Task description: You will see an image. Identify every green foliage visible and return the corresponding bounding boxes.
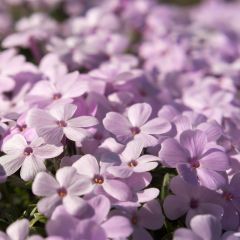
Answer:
[0,174,45,234]
[150,166,183,239]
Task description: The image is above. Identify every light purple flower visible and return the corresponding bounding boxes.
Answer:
[84,195,133,239]
[73,154,133,201]
[0,134,63,180]
[2,13,58,48]
[108,140,159,178]
[140,38,187,74]
[173,111,223,142]
[32,166,92,216]
[103,103,171,147]
[222,231,240,240]
[1,0,240,237]
[0,219,29,240]
[89,61,141,94]
[0,49,37,93]
[26,72,87,107]
[159,129,229,189]
[46,197,132,240]
[116,199,164,240]
[46,206,107,240]
[219,173,240,231]
[163,176,223,225]
[26,103,98,144]
[123,171,160,204]
[173,214,222,240]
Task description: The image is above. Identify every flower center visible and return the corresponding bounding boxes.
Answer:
[93,175,104,184]
[82,92,88,99]
[139,89,147,97]
[130,127,141,136]
[223,192,234,201]
[17,124,27,132]
[190,199,199,209]
[131,215,138,225]
[189,158,200,169]
[57,187,67,198]
[24,147,33,156]
[57,120,67,128]
[128,160,138,168]
[94,132,103,141]
[52,93,62,100]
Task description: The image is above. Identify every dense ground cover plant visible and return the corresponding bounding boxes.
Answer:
[0,0,240,239]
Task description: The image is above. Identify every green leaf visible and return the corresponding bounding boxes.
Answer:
[160,173,174,201]
[30,213,47,228]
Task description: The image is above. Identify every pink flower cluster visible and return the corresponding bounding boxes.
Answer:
[0,0,240,239]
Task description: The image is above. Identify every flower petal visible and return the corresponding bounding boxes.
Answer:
[128,103,152,127]
[139,199,164,230]
[20,155,46,181]
[141,117,171,135]
[200,150,229,171]
[7,219,29,240]
[88,195,111,224]
[103,112,132,143]
[126,172,152,191]
[132,227,153,240]
[190,215,222,240]
[198,203,224,221]
[173,229,202,240]
[134,161,158,172]
[197,168,226,190]
[32,172,59,196]
[55,166,77,188]
[0,155,24,176]
[102,216,132,238]
[56,72,86,99]
[33,144,63,159]
[177,163,199,185]
[67,116,98,128]
[135,133,159,147]
[49,103,77,121]
[26,109,56,128]
[121,140,144,161]
[107,165,132,178]
[73,154,99,178]
[67,176,92,196]
[159,138,187,167]
[136,188,159,203]
[169,175,195,197]
[64,126,89,142]
[63,196,89,217]
[197,121,222,142]
[72,220,107,240]
[174,115,192,134]
[103,179,132,201]
[137,154,160,163]
[37,194,61,217]
[222,204,239,231]
[163,195,189,220]
[37,127,64,144]
[46,207,77,237]
[2,134,27,155]
[158,105,180,120]
[180,130,207,158]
